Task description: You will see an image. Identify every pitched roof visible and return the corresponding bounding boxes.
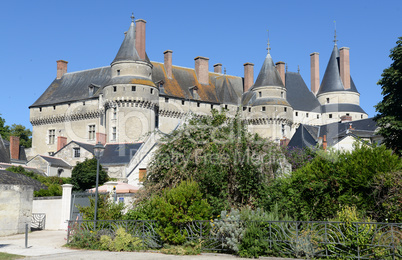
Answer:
[251,53,285,89]
[285,72,321,112]
[100,143,143,165]
[0,135,10,163]
[321,103,366,114]
[317,45,359,95]
[0,169,48,191]
[111,21,141,64]
[32,155,71,168]
[287,124,318,148]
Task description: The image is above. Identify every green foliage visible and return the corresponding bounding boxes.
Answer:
[0,114,32,148]
[126,180,212,245]
[99,227,143,251]
[0,114,10,141]
[211,209,244,253]
[78,194,125,220]
[160,240,203,255]
[6,165,69,197]
[263,144,402,221]
[144,109,284,214]
[71,158,108,191]
[238,221,270,258]
[375,36,402,155]
[67,228,98,249]
[283,146,317,171]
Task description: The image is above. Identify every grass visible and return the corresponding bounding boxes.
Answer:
[0,252,25,259]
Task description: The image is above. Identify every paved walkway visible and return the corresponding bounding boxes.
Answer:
[0,230,296,259]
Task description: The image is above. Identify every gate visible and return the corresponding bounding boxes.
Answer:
[70,192,107,220]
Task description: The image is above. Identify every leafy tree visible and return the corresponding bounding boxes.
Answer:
[9,124,32,148]
[71,158,108,191]
[375,37,402,155]
[0,114,10,140]
[78,194,125,220]
[142,109,284,214]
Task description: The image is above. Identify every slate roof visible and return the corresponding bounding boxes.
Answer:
[100,143,143,165]
[32,155,72,168]
[286,72,321,112]
[317,45,359,95]
[0,135,10,163]
[0,169,48,191]
[250,53,285,90]
[288,118,379,149]
[112,21,141,64]
[321,103,366,114]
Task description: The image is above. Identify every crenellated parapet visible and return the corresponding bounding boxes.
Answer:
[30,109,102,126]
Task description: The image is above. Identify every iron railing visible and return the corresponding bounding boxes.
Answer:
[31,213,46,230]
[67,219,402,259]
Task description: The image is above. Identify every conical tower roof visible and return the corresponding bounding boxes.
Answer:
[112,20,141,64]
[317,45,359,95]
[251,53,285,89]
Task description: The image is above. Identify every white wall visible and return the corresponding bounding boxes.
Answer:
[32,197,62,230]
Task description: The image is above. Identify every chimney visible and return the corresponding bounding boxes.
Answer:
[164,50,173,79]
[339,47,351,90]
[57,136,67,151]
[96,133,107,146]
[340,115,352,123]
[243,62,254,92]
[323,135,327,150]
[10,136,20,160]
[194,56,209,85]
[275,61,285,86]
[213,63,222,74]
[310,52,319,95]
[56,60,68,79]
[135,19,147,60]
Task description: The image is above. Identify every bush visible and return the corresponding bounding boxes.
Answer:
[211,209,244,254]
[126,180,212,245]
[99,227,143,251]
[71,158,108,191]
[77,194,125,220]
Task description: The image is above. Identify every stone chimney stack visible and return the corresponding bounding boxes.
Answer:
[340,115,352,123]
[56,60,68,79]
[275,61,285,86]
[243,62,254,92]
[57,136,67,151]
[310,52,319,95]
[194,56,209,85]
[339,47,351,90]
[164,50,173,79]
[213,63,222,74]
[10,136,20,160]
[323,135,327,150]
[135,19,147,60]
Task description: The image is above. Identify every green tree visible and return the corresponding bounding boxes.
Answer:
[10,124,32,148]
[375,37,402,155]
[0,114,10,140]
[143,109,284,214]
[71,158,108,191]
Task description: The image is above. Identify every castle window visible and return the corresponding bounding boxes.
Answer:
[248,107,251,112]
[329,114,333,119]
[132,86,136,91]
[317,115,319,119]
[346,113,350,116]
[181,100,185,105]
[259,91,262,97]
[281,92,284,98]
[197,102,200,107]
[139,168,146,183]
[361,114,363,119]
[225,105,228,109]
[113,86,117,92]
[88,125,95,140]
[48,129,55,145]
[211,104,214,109]
[306,113,309,118]
[39,107,42,112]
[53,106,56,110]
[284,107,287,112]
[73,147,80,158]
[113,107,117,119]
[295,112,298,116]
[57,169,64,177]
[165,97,169,103]
[83,101,85,106]
[117,70,120,76]
[282,124,285,136]
[150,89,154,94]
[326,98,330,104]
[262,106,266,112]
[112,127,117,141]
[243,107,246,111]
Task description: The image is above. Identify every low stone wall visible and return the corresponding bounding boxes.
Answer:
[0,185,33,236]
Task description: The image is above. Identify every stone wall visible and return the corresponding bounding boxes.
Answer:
[0,185,33,236]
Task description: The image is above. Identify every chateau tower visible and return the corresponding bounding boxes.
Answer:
[103,14,158,143]
[242,40,293,141]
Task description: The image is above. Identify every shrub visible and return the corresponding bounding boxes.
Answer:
[100,227,143,251]
[211,209,244,254]
[78,194,125,220]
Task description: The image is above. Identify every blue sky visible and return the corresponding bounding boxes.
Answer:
[1,0,401,129]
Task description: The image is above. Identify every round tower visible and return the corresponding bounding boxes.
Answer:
[103,15,158,143]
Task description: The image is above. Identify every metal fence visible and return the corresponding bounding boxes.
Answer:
[67,219,402,259]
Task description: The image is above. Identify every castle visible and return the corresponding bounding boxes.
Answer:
[28,16,368,179]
